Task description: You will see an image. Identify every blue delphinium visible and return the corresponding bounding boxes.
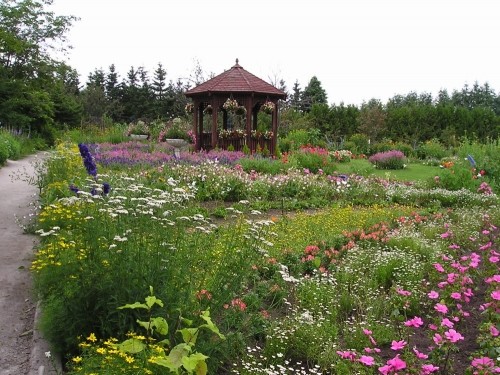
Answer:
[78,143,97,177]
[103,182,111,195]
[69,184,79,194]
[73,144,111,197]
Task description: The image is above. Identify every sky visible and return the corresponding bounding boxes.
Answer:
[50,0,500,106]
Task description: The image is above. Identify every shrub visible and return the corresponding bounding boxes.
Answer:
[417,138,449,159]
[368,150,406,170]
[372,140,415,159]
[237,157,285,175]
[288,146,332,173]
[347,133,371,155]
[0,139,9,165]
[0,131,21,159]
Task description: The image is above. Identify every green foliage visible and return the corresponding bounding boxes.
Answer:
[0,138,9,165]
[0,130,21,159]
[237,157,285,175]
[279,129,319,152]
[417,138,449,159]
[346,133,370,155]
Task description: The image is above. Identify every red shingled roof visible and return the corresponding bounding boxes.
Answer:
[185,60,286,99]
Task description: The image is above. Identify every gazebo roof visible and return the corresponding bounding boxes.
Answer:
[185,59,286,99]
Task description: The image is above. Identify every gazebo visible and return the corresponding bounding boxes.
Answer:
[184,59,286,154]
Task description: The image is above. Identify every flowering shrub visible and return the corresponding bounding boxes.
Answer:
[158,118,195,143]
[125,121,150,136]
[261,101,275,114]
[330,149,352,163]
[369,150,406,170]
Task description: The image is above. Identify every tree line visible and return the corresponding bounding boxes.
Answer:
[1,0,499,146]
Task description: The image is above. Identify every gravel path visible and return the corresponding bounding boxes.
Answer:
[0,154,55,375]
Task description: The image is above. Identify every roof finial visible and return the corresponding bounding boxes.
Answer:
[236,58,239,65]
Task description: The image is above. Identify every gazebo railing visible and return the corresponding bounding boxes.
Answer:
[198,133,274,155]
[248,138,274,155]
[217,137,245,152]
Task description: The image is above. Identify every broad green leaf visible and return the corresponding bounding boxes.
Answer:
[168,343,191,368]
[145,295,163,308]
[150,356,178,373]
[117,338,146,354]
[313,257,321,268]
[182,352,209,372]
[137,319,150,331]
[195,360,208,375]
[181,317,193,326]
[150,317,168,335]
[199,310,225,339]
[158,338,170,346]
[118,302,148,310]
[179,328,198,345]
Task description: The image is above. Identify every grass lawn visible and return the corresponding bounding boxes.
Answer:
[334,159,441,182]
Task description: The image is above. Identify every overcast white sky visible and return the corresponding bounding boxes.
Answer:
[50,0,499,106]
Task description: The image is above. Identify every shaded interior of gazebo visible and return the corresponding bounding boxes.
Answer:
[184,59,286,154]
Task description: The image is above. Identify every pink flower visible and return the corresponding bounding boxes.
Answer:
[471,356,495,369]
[441,318,454,328]
[437,281,448,289]
[391,340,407,351]
[404,316,424,328]
[449,243,460,249]
[379,364,391,375]
[450,292,462,300]
[396,288,411,296]
[490,325,499,337]
[490,256,499,263]
[434,303,448,314]
[337,350,356,360]
[421,364,440,374]
[230,298,247,311]
[428,291,439,299]
[433,333,443,346]
[433,263,445,272]
[479,241,492,250]
[491,290,500,300]
[444,329,464,343]
[387,355,406,370]
[440,231,451,238]
[359,355,375,366]
[413,347,428,359]
[485,275,500,283]
[363,328,373,335]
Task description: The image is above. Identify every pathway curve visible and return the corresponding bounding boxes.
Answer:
[0,153,52,375]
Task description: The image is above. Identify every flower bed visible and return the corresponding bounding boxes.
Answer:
[32,142,499,374]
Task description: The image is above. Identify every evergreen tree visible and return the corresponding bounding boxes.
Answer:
[301,76,327,111]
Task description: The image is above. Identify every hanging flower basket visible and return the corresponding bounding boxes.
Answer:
[235,106,247,116]
[203,105,213,115]
[185,103,194,114]
[223,98,239,112]
[261,101,275,114]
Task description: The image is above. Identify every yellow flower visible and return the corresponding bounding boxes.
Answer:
[125,355,134,364]
[72,356,82,363]
[96,347,106,355]
[87,333,97,342]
